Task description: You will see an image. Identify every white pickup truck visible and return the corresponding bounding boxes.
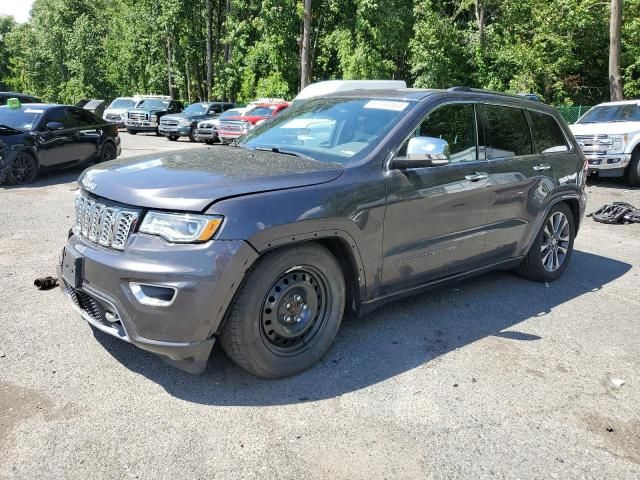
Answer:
[569,100,640,186]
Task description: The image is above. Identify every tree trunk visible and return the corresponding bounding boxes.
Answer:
[166,36,174,99]
[609,0,623,101]
[300,0,312,91]
[185,59,192,103]
[206,0,213,101]
[475,0,485,49]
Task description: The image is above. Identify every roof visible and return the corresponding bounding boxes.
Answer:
[592,100,640,107]
[0,103,60,110]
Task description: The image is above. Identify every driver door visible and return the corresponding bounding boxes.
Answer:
[381,103,493,293]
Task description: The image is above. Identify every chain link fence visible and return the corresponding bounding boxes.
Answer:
[556,106,592,124]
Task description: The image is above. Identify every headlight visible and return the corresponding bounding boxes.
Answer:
[608,134,627,153]
[139,212,223,243]
[179,118,191,126]
[150,114,158,122]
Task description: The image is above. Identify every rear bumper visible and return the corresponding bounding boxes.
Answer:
[58,233,258,372]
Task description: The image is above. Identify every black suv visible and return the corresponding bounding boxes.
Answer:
[59,88,587,377]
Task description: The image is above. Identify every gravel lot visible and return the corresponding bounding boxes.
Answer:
[1,133,639,479]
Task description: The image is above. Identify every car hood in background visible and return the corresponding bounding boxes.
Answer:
[569,121,640,136]
[79,147,344,211]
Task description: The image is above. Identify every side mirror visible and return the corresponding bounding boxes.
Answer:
[391,136,450,169]
[46,121,64,131]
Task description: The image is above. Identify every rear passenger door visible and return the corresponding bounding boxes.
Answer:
[67,107,101,162]
[481,104,556,261]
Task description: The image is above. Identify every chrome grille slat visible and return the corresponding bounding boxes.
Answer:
[74,194,139,250]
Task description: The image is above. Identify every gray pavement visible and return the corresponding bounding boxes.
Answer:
[1,136,639,479]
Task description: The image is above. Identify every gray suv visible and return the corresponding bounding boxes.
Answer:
[59,88,587,378]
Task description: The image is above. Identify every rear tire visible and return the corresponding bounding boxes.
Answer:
[626,150,640,187]
[99,141,117,162]
[220,244,345,378]
[515,202,575,282]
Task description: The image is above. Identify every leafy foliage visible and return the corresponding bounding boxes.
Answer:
[0,0,638,105]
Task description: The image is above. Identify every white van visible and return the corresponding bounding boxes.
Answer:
[293,80,407,103]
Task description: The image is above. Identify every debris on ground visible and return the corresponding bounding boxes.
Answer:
[611,378,626,387]
[589,202,640,224]
[34,276,58,290]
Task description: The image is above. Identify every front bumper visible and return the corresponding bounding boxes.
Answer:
[586,153,631,177]
[195,128,218,141]
[125,120,158,131]
[58,233,258,373]
[158,125,191,137]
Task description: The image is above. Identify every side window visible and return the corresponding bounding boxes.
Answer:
[529,111,570,154]
[67,108,96,128]
[485,105,532,158]
[41,108,71,129]
[400,103,478,163]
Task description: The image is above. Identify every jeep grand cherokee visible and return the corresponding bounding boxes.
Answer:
[59,87,587,378]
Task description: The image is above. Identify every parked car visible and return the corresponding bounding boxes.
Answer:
[217,101,289,143]
[569,100,640,185]
[158,101,236,142]
[195,107,247,144]
[103,97,137,127]
[0,92,41,105]
[0,101,120,185]
[59,87,586,378]
[124,96,182,135]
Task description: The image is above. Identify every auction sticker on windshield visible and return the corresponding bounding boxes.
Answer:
[363,100,409,111]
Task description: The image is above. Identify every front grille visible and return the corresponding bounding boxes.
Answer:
[219,120,246,133]
[161,119,179,126]
[75,194,139,250]
[128,112,148,121]
[106,114,122,121]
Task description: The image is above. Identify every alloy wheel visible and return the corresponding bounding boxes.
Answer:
[541,211,571,272]
[9,153,37,185]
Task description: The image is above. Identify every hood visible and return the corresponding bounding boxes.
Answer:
[104,107,129,115]
[162,112,208,121]
[224,115,268,124]
[128,107,166,115]
[569,121,640,136]
[79,147,344,211]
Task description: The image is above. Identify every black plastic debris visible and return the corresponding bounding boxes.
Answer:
[34,276,58,290]
[590,202,640,224]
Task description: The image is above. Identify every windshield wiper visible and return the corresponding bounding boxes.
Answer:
[253,146,310,159]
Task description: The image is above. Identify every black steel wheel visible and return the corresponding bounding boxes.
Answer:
[220,244,345,378]
[7,152,38,185]
[515,202,575,282]
[99,141,117,163]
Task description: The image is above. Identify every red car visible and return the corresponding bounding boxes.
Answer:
[218,102,289,143]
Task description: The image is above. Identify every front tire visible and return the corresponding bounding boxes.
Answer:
[515,202,575,282]
[7,152,38,185]
[626,150,640,187]
[127,129,137,135]
[188,127,197,142]
[220,244,345,378]
[168,135,179,141]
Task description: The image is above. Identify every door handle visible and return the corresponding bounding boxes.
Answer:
[465,172,489,181]
[533,164,551,171]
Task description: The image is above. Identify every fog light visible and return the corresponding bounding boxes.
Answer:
[105,311,120,323]
[129,282,177,307]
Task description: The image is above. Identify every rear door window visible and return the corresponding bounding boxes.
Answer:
[528,111,570,154]
[67,107,97,128]
[485,105,533,158]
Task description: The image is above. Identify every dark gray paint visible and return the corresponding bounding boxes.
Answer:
[64,89,587,371]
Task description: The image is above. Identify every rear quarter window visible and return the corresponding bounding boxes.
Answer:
[529,111,570,154]
[485,105,533,158]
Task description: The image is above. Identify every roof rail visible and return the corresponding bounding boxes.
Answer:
[447,86,542,102]
[447,86,472,92]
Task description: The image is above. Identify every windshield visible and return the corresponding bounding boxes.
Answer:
[577,104,640,123]
[0,106,44,130]
[109,98,135,109]
[220,109,243,119]
[239,97,414,164]
[248,106,278,117]
[184,103,209,115]
[135,99,169,110]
